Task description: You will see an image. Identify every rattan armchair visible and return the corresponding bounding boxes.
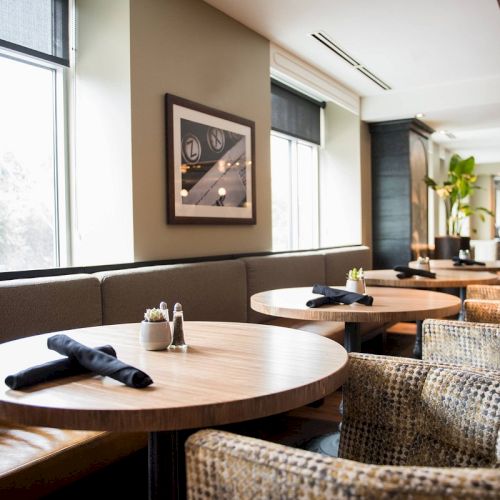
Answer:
[464,298,500,323]
[466,284,500,300]
[186,353,500,499]
[422,318,500,369]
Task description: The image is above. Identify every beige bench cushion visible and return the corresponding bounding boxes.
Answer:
[243,252,326,324]
[0,419,146,499]
[98,260,247,324]
[0,275,102,343]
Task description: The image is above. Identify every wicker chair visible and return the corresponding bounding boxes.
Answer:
[464,299,500,323]
[466,284,500,300]
[422,318,500,369]
[186,353,500,499]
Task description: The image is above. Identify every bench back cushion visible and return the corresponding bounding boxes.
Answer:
[323,246,372,285]
[243,253,326,323]
[0,274,102,343]
[98,260,247,325]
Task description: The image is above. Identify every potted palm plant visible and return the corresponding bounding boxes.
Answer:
[424,154,493,258]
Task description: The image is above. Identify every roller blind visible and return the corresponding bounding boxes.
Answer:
[0,0,69,66]
[271,80,324,145]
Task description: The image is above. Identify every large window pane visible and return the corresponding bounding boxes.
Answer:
[296,142,318,249]
[271,132,319,251]
[271,134,292,251]
[0,55,57,271]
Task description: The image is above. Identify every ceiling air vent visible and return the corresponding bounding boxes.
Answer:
[311,31,391,91]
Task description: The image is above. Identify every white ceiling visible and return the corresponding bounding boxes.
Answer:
[203,0,500,164]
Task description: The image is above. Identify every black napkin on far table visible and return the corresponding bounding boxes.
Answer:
[393,265,436,279]
[47,334,153,389]
[4,345,116,390]
[310,284,373,307]
[452,256,486,266]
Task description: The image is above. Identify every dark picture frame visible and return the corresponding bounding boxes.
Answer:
[165,94,256,224]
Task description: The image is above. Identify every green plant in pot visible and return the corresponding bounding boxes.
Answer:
[424,153,493,258]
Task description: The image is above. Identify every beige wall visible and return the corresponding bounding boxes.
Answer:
[129,0,271,261]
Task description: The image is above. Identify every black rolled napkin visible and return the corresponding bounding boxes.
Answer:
[47,334,153,389]
[5,345,116,390]
[311,284,373,306]
[306,296,340,308]
[393,265,436,279]
[452,256,485,266]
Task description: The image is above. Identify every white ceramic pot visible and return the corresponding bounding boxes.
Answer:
[346,279,366,294]
[140,320,172,350]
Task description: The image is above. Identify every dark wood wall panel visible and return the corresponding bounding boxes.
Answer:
[370,119,433,269]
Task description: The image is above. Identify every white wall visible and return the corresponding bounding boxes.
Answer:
[72,0,134,265]
[470,162,500,239]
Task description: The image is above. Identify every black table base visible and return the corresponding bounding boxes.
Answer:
[344,322,361,352]
[148,430,191,500]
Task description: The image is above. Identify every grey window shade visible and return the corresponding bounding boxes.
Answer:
[271,80,324,145]
[0,0,69,66]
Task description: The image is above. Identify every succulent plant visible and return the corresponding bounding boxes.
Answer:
[144,306,168,322]
[347,267,364,281]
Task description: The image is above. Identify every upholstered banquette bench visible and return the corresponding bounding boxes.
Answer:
[0,246,377,497]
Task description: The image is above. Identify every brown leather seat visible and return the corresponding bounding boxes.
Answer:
[0,419,146,499]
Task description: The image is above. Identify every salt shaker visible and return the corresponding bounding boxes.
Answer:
[168,303,188,352]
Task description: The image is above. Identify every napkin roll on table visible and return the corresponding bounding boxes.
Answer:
[393,265,436,279]
[5,345,116,389]
[452,256,485,266]
[308,284,374,307]
[47,334,153,388]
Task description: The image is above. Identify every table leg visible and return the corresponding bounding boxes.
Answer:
[413,320,423,359]
[149,430,188,500]
[344,322,361,352]
[459,287,466,320]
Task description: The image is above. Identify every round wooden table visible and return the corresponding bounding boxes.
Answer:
[0,322,347,499]
[410,259,500,272]
[365,268,498,325]
[251,286,461,356]
[364,269,498,289]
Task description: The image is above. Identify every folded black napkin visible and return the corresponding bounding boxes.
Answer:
[452,256,485,266]
[306,296,337,308]
[5,345,116,390]
[309,284,373,306]
[47,335,153,389]
[393,265,436,279]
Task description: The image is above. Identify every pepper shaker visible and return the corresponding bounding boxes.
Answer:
[168,303,188,352]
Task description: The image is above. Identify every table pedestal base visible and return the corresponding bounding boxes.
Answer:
[413,320,423,359]
[149,430,189,500]
[344,322,361,352]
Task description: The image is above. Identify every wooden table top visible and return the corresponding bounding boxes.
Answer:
[409,259,500,272]
[364,269,498,288]
[251,286,461,323]
[0,322,347,432]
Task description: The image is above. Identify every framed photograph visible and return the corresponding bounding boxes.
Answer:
[165,94,256,224]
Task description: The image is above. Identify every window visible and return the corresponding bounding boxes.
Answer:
[271,132,319,251]
[270,80,323,251]
[0,0,69,272]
